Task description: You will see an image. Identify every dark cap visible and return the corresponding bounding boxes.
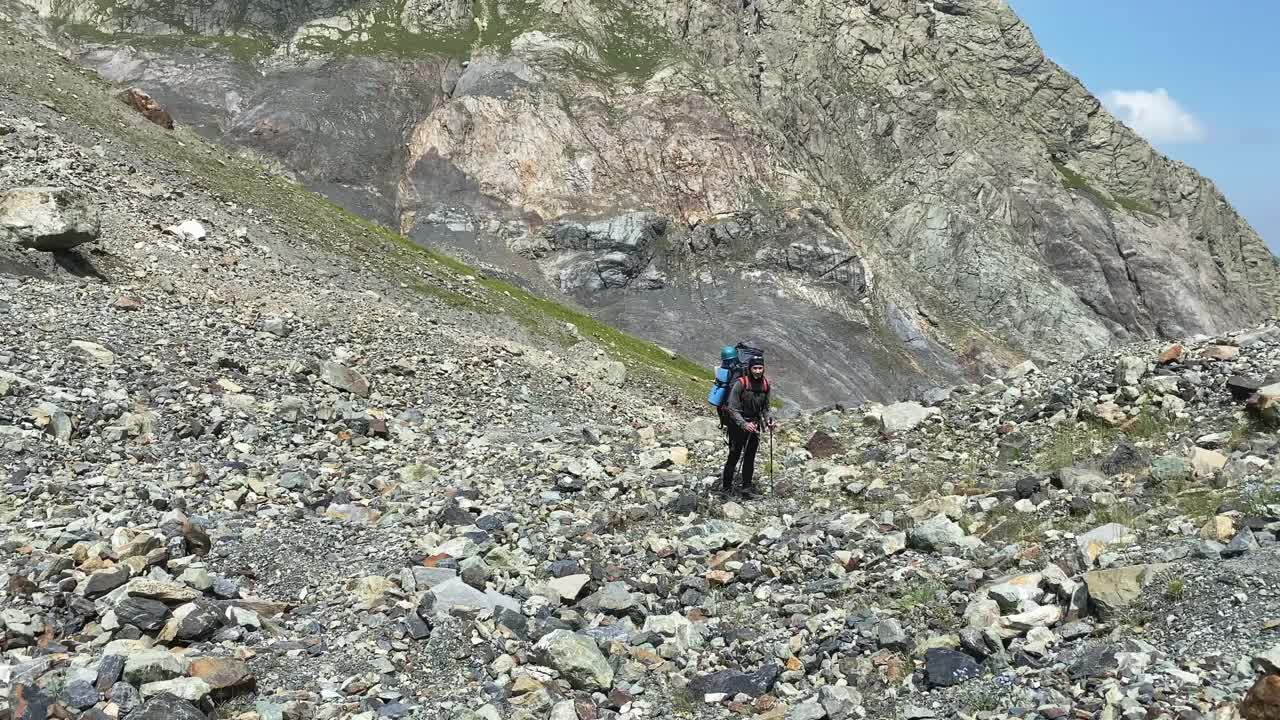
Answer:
[748,354,765,367]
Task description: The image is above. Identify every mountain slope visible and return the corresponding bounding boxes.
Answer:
[10,0,1278,409]
[7,11,1280,720]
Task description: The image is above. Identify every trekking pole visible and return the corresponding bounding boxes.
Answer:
[769,427,774,493]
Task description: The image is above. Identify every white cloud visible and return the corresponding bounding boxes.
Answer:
[1100,88,1206,144]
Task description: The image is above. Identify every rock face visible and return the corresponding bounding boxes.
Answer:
[20,0,1278,408]
[0,187,100,250]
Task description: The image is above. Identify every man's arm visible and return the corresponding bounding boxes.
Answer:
[726,380,748,430]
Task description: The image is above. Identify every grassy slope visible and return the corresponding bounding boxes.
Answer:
[0,24,713,404]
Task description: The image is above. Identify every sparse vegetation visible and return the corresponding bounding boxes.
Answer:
[894,578,945,611]
[1053,161,1117,210]
[1038,410,1180,471]
[1092,501,1142,528]
[1237,483,1280,517]
[1115,194,1157,215]
[1165,577,1185,600]
[1157,474,1222,522]
[980,507,1042,544]
[1038,419,1113,471]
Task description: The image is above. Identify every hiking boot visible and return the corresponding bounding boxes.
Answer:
[737,482,761,500]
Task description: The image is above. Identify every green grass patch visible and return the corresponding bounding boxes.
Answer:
[1053,161,1118,211]
[1091,501,1142,528]
[979,506,1042,544]
[1038,420,1113,472]
[61,24,276,63]
[893,578,945,611]
[1115,195,1157,215]
[1122,409,1181,440]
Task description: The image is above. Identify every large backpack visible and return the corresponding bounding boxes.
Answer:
[708,343,765,423]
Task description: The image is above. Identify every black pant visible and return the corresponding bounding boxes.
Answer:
[722,423,760,488]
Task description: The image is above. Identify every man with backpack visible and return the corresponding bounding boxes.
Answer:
[719,352,777,498]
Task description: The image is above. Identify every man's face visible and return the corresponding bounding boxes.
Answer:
[750,364,764,379]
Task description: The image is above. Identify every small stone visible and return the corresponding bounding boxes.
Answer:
[1191,447,1228,478]
[113,295,144,311]
[82,565,130,597]
[1083,564,1173,619]
[69,340,115,366]
[167,219,207,241]
[1224,528,1261,558]
[1156,344,1183,364]
[124,649,186,685]
[188,658,255,698]
[1200,515,1235,543]
[115,597,170,631]
[128,692,207,720]
[687,665,781,699]
[319,360,370,397]
[805,430,844,459]
[875,618,911,652]
[909,514,967,551]
[547,574,592,602]
[1115,356,1146,385]
[791,700,827,720]
[818,685,861,720]
[110,681,141,714]
[139,677,211,704]
[924,648,981,688]
[61,679,99,710]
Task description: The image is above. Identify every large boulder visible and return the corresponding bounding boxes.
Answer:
[908,514,969,552]
[533,630,614,691]
[118,88,175,129]
[879,402,939,434]
[0,187,100,250]
[1083,563,1173,618]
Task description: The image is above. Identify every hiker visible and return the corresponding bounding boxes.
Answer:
[720,353,777,498]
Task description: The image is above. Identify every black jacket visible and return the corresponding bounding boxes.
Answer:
[725,375,772,431]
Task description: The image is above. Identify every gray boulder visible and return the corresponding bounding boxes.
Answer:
[0,187,100,250]
[533,629,614,691]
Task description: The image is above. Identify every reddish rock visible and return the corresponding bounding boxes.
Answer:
[805,430,843,459]
[1157,343,1183,364]
[1243,674,1280,720]
[117,88,174,130]
[113,295,144,311]
[188,658,255,699]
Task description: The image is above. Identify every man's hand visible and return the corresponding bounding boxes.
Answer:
[768,419,779,430]
[745,421,758,433]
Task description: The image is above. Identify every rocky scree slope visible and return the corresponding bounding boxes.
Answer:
[7,26,1280,720]
[10,0,1279,409]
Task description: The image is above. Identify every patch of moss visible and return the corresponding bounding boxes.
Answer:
[1053,161,1118,211]
[61,23,274,63]
[1114,194,1157,215]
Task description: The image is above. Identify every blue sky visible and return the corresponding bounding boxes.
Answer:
[1008,0,1279,253]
